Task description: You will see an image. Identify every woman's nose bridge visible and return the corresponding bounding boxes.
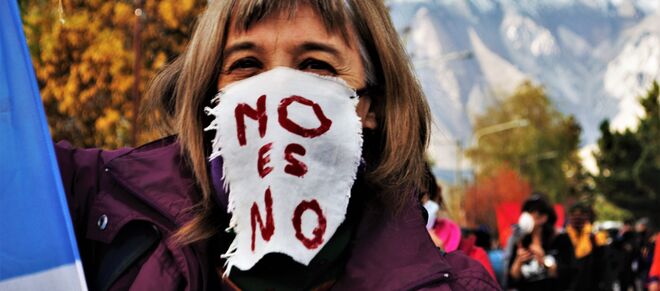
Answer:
[263,51,296,70]
[262,37,297,70]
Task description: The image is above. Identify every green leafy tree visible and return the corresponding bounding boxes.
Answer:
[593,194,631,222]
[20,0,205,148]
[595,81,660,225]
[466,81,585,202]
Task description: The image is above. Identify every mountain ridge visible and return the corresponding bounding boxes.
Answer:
[387,0,660,182]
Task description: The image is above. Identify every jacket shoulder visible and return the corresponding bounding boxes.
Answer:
[442,251,502,291]
[54,136,179,234]
[123,135,178,154]
[56,137,202,290]
[55,141,132,224]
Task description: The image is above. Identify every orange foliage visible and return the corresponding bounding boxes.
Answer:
[21,0,205,148]
[464,165,531,229]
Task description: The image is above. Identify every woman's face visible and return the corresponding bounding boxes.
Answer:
[569,210,588,230]
[218,5,377,129]
[531,211,548,227]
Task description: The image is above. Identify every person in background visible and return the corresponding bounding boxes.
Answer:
[648,234,659,291]
[475,225,494,251]
[637,218,655,290]
[616,218,642,291]
[563,202,610,291]
[420,167,498,281]
[506,194,574,291]
[460,228,497,280]
[419,164,448,250]
[420,164,441,230]
[430,216,462,252]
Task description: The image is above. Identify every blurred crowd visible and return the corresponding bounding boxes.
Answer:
[422,170,660,291]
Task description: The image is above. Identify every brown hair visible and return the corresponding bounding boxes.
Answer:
[144,0,431,245]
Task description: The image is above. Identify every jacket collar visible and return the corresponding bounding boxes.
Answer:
[105,136,199,226]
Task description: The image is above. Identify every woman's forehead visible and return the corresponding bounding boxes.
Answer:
[229,0,352,42]
[223,22,353,63]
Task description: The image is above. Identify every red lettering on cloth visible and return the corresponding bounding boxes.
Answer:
[257,142,274,178]
[251,187,275,251]
[278,95,332,138]
[292,200,327,249]
[235,95,267,146]
[284,143,308,177]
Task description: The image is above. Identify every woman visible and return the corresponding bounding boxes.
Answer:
[56,1,498,290]
[506,195,573,291]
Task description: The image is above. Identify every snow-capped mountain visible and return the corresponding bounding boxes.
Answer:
[387,0,660,183]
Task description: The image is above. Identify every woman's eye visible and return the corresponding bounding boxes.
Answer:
[227,57,262,72]
[299,59,337,75]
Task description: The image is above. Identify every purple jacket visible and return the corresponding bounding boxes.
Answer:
[56,137,500,290]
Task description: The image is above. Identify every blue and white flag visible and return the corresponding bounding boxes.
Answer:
[0,1,87,290]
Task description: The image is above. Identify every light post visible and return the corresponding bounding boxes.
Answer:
[473,119,530,149]
[400,25,473,186]
[471,119,529,195]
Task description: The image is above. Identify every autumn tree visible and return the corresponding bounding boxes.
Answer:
[595,81,660,225]
[464,165,532,230]
[466,81,585,202]
[20,0,205,148]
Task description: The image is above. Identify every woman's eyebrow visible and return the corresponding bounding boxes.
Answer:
[223,41,259,60]
[295,41,342,57]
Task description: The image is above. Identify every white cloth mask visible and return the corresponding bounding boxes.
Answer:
[423,200,439,230]
[518,211,535,235]
[205,67,363,273]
